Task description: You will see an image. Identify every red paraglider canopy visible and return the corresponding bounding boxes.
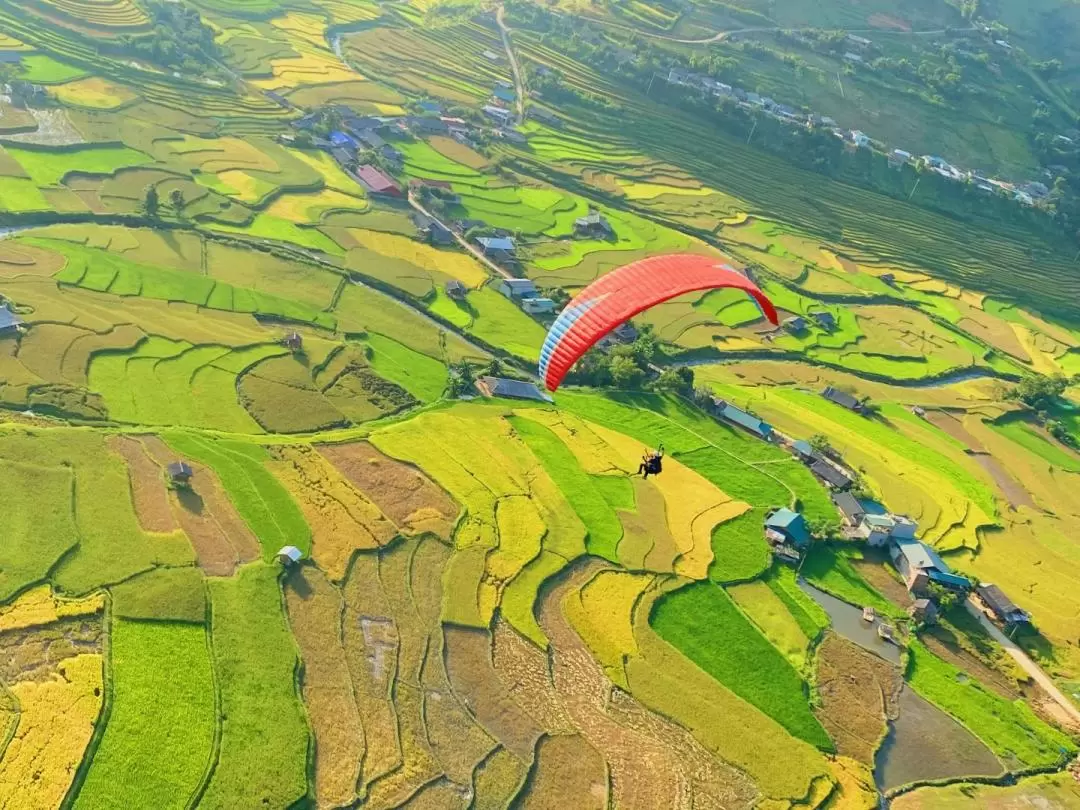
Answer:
[539,253,778,391]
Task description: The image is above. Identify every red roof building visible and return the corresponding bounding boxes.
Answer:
[355,164,401,196]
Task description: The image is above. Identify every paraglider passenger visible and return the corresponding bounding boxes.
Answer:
[638,445,664,478]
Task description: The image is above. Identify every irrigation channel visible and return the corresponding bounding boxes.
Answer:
[799,582,1004,794]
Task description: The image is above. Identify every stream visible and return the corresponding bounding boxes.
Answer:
[798,580,1003,793]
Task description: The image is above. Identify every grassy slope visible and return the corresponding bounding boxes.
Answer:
[202,564,309,809]
[651,581,833,749]
[73,620,216,809]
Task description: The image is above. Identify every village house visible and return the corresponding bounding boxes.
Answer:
[712,398,773,440]
[791,439,815,462]
[764,507,811,549]
[521,297,556,315]
[482,105,512,126]
[832,491,865,526]
[498,128,527,145]
[810,458,854,491]
[445,279,467,300]
[282,331,303,352]
[783,315,808,333]
[858,512,917,546]
[574,210,613,238]
[478,236,517,263]
[822,386,865,413]
[408,116,449,135]
[475,376,552,402]
[612,322,638,343]
[482,49,503,63]
[909,598,938,624]
[0,305,23,336]
[417,100,441,115]
[889,537,971,596]
[492,86,516,104]
[167,461,193,486]
[811,311,836,330]
[355,129,385,149]
[277,545,304,566]
[355,164,401,196]
[976,584,1031,629]
[850,130,871,148]
[496,277,536,300]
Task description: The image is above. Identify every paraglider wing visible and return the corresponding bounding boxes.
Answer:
[538,253,778,391]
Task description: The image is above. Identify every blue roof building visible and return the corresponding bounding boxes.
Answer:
[478,236,516,254]
[493,87,515,103]
[764,508,811,548]
[792,439,814,459]
[418,100,441,113]
[718,402,773,439]
[329,131,358,148]
[0,305,22,333]
[890,537,971,595]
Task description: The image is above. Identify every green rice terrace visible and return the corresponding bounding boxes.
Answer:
[3,0,1080,808]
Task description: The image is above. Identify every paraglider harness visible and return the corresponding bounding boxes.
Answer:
[638,444,664,479]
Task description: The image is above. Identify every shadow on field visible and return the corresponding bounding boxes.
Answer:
[176,486,206,515]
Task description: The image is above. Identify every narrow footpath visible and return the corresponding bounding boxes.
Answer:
[965,600,1080,727]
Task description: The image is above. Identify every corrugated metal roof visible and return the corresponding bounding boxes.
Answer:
[478,376,551,402]
[720,404,771,436]
[0,306,22,330]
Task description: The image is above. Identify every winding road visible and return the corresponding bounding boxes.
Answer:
[965,600,1080,727]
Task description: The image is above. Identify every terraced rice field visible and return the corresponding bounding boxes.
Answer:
[5,2,1080,807]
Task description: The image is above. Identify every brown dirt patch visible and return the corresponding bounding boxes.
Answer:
[518,734,607,810]
[108,435,178,533]
[813,632,902,764]
[868,13,911,31]
[142,436,260,576]
[268,445,396,582]
[540,562,757,810]
[319,442,458,540]
[284,566,364,809]
[957,316,1029,361]
[445,626,544,761]
[340,552,402,793]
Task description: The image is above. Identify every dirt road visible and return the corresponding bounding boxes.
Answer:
[495,5,526,126]
[965,599,1080,726]
[407,192,513,280]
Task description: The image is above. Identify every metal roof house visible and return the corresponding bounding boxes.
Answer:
[521,297,556,315]
[445,279,467,300]
[792,439,814,460]
[277,545,304,566]
[764,508,811,548]
[496,277,535,299]
[355,164,401,196]
[783,315,808,333]
[479,236,517,255]
[475,376,553,403]
[810,459,853,491]
[0,305,23,334]
[890,537,970,595]
[832,492,865,525]
[976,584,1031,627]
[822,386,865,413]
[167,461,193,484]
[715,401,773,439]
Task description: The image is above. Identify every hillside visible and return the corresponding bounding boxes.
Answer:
[0,0,1079,808]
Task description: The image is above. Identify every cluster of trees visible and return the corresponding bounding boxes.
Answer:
[1007,372,1079,448]
[562,328,695,393]
[141,185,185,219]
[117,1,221,75]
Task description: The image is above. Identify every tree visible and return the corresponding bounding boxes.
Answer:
[143,185,160,219]
[1008,373,1068,410]
[169,188,184,215]
[809,433,834,455]
[926,583,960,614]
[651,367,693,394]
[449,361,475,397]
[609,355,645,389]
